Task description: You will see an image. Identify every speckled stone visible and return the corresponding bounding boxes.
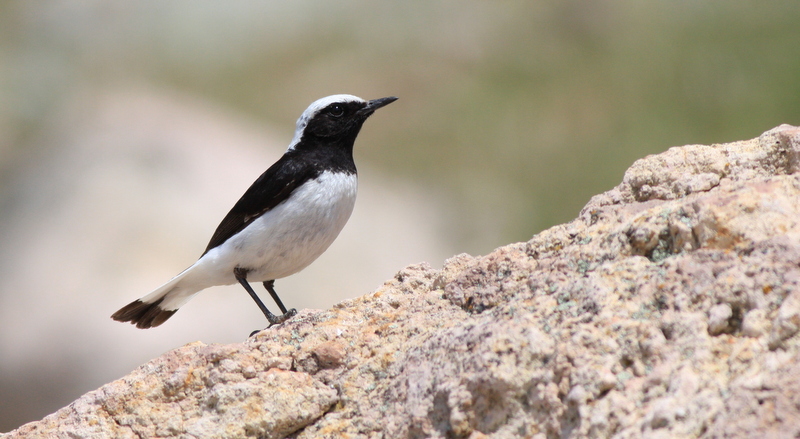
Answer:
[5,125,800,439]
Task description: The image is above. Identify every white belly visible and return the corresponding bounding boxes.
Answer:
[188,171,358,286]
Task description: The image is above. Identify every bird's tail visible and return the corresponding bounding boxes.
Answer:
[111,267,199,329]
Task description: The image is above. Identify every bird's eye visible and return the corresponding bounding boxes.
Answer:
[328,104,345,117]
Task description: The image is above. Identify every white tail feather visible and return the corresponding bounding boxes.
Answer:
[139,266,200,311]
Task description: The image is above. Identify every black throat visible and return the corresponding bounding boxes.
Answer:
[288,124,363,175]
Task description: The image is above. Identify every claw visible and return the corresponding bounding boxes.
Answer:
[248,308,297,337]
[267,308,297,326]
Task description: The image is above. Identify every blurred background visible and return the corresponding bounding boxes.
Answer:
[1,0,800,432]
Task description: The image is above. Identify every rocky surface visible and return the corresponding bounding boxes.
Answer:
[4,124,800,438]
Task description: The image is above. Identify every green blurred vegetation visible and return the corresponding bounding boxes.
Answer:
[2,1,800,254]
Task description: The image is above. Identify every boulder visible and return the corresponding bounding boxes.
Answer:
[5,125,800,438]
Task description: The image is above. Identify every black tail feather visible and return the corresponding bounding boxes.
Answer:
[111,297,176,329]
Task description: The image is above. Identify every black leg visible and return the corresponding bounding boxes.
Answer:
[263,280,290,314]
[233,267,296,328]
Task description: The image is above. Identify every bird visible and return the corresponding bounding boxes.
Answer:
[112,94,398,330]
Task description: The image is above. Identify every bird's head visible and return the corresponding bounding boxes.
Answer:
[288,94,398,150]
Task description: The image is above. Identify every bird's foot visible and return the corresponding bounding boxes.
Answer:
[268,308,297,326]
[248,308,298,337]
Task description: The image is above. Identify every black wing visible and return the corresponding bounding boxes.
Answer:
[201,155,320,256]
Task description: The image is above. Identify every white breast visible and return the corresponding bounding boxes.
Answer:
[188,171,358,286]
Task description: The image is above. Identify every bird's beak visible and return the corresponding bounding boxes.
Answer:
[360,96,398,116]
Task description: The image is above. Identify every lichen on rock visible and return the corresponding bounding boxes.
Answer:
[5,125,800,439]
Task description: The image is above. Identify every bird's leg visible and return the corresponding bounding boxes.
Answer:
[233,267,296,329]
[262,280,293,315]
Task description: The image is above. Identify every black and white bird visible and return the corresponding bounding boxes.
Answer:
[112,94,397,329]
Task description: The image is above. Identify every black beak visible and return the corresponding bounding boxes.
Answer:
[359,96,398,116]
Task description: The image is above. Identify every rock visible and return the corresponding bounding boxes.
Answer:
[769,290,800,350]
[4,340,339,439]
[4,125,800,438]
[741,308,769,338]
[708,303,733,335]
